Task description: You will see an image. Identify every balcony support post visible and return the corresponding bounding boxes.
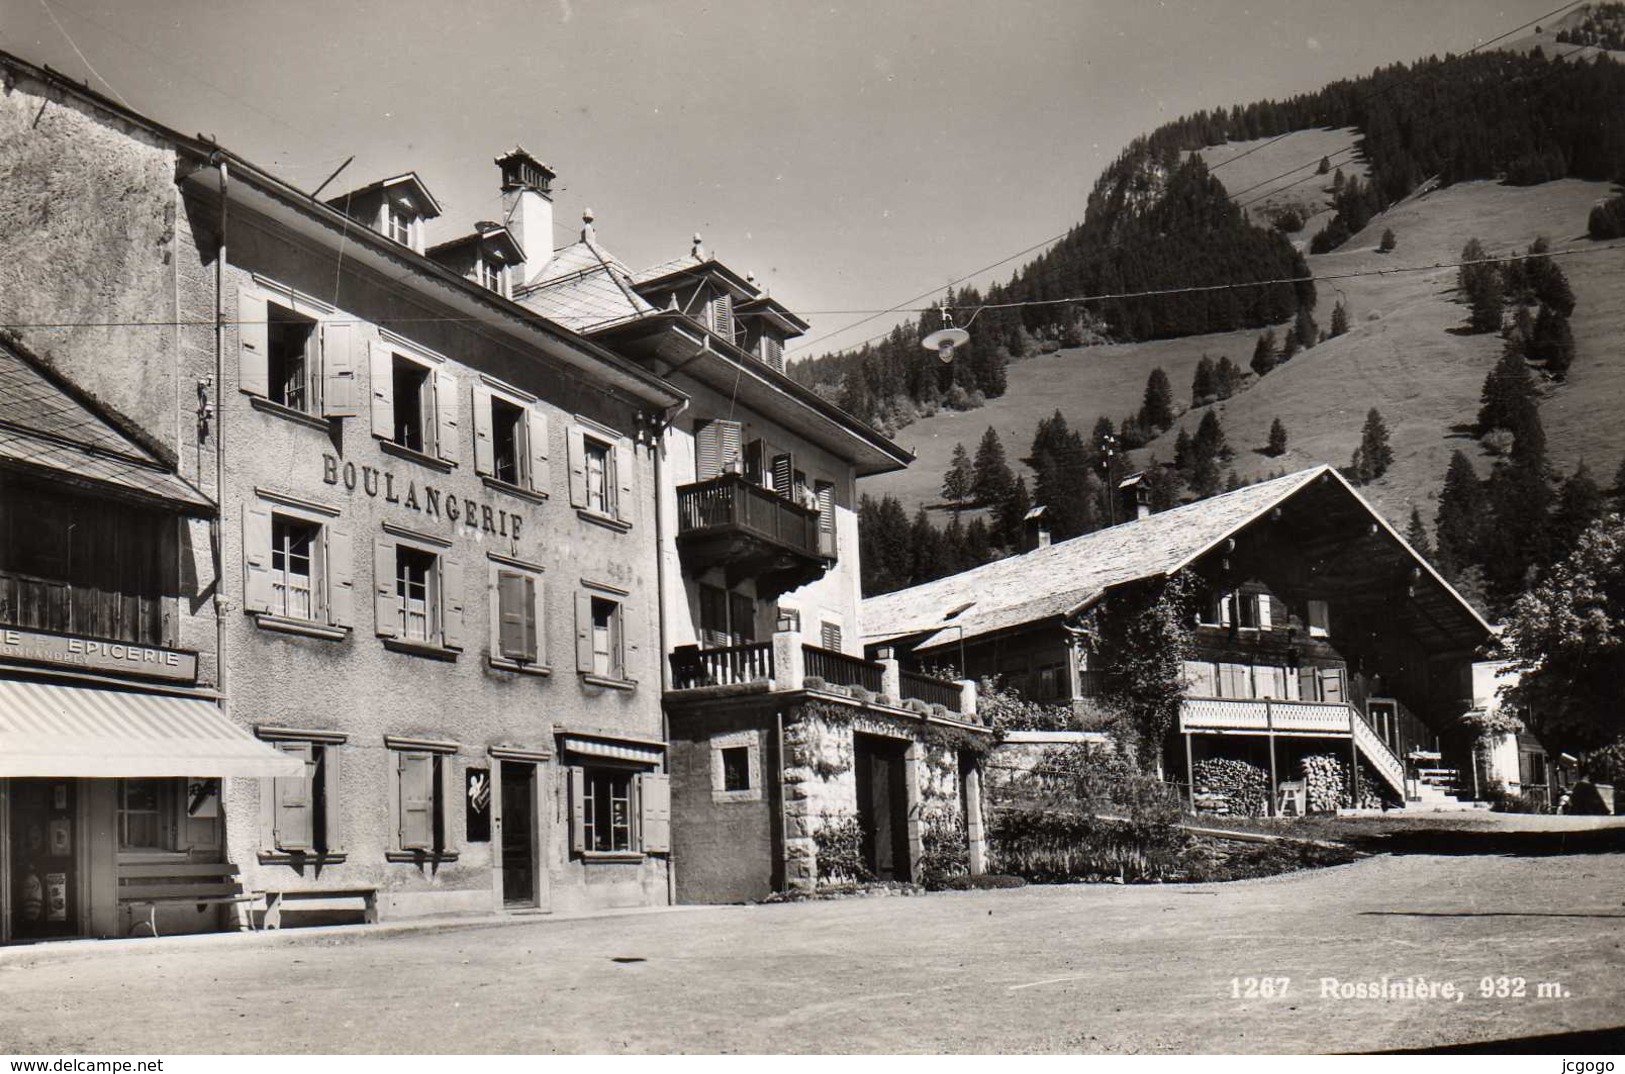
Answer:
[957,678,977,719]
[1265,700,1278,817]
[1349,707,1363,806]
[773,628,805,692]
[878,655,902,702]
[1184,732,1196,810]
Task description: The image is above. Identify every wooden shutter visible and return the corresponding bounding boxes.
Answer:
[569,767,586,853]
[497,571,537,662]
[273,742,316,852]
[1217,593,1233,627]
[526,408,550,495]
[325,525,354,628]
[1257,594,1272,629]
[373,536,400,637]
[1320,667,1346,704]
[771,453,794,499]
[638,773,671,854]
[575,590,595,672]
[242,501,274,614]
[820,622,843,652]
[369,340,394,440]
[321,321,359,418]
[614,441,633,522]
[440,557,465,650]
[729,591,756,644]
[434,369,460,464]
[712,292,733,339]
[398,752,434,851]
[1299,667,1320,702]
[471,383,494,476]
[566,426,586,507]
[1184,660,1216,696]
[764,335,784,372]
[237,288,268,397]
[696,421,723,481]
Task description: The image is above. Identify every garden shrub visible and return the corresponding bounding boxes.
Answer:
[916,809,970,889]
[812,814,870,884]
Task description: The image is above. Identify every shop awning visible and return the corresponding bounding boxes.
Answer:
[0,679,303,778]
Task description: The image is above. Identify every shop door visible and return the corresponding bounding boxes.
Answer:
[500,762,537,908]
[8,780,82,941]
[853,734,911,882]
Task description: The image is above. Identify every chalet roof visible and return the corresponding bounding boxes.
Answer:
[865,466,1492,653]
[515,241,656,332]
[0,341,213,511]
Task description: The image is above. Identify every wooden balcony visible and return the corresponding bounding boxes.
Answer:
[1180,696,1356,734]
[675,474,830,598]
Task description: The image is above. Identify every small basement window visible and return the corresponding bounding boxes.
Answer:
[721,747,751,792]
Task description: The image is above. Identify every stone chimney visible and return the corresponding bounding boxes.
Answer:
[496,147,557,285]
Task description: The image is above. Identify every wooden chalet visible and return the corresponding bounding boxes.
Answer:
[864,466,1497,812]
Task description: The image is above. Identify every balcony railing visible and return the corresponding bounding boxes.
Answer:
[0,568,165,648]
[1180,696,1355,734]
[900,669,964,712]
[803,644,884,694]
[670,641,774,689]
[676,474,823,561]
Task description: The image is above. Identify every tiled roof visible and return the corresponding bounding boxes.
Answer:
[518,241,655,332]
[863,467,1330,651]
[631,253,706,285]
[0,343,212,509]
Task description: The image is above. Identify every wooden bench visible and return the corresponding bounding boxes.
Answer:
[258,887,380,930]
[117,861,260,938]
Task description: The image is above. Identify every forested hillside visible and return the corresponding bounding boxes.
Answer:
[852,31,1625,612]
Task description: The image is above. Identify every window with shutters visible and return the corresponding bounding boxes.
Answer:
[267,305,317,413]
[694,418,744,481]
[374,530,463,655]
[237,284,358,422]
[392,357,431,453]
[473,380,549,497]
[591,596,619,677]
[243,497,353,639]
[256,731,344,860]
[819,621,843,653]
[567,419,632,528]
[386,738,457,861]
[697,584,755,648]
[575,584,633,686]
[489,559,544,672]
[370,340,459,466]
[568,765,670,857]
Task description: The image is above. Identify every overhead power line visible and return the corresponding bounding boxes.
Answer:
[6,241,1619,331]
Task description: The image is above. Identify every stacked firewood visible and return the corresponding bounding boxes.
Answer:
[1299,754,1346,814]
[1192,758,1270,817]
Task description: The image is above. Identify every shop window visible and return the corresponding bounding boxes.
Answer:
[237,286,358,420]
[118,779,164,850]
[242,499,353,635]
[569,766,669,855]
[721,747,751,792]
[257,732,345,858]
[386,738,457,861]
[369,343,459,465]
[493,564,543,667]
[375,533,464,652]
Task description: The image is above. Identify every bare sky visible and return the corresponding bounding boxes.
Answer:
[0,0,1563,356]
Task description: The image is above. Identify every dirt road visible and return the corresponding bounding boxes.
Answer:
[2,821,1622,1053]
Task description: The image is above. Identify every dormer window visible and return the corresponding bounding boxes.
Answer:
[481,258,504,295]
[385,201,415,246]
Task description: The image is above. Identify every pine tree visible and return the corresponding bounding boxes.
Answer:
[1435,450,1485,577]
[1317,155,1331,175]
[1266,417,1288,457]
[1378,228,1396,253]
[909,507,947,585]
[1551,462,1605,565]
[972,426,1015,508]
[1191,355,1217,406]
[939,515,969,577]
[1330,301,1350,337]
[1194,409,1231,462]
[1294,305,1318,350]
[1251,329,1277,377]
[1280,328,1300,362]
[1214,356,1243,399]
[964,516,992,565]
[1405,506,1434,560]
[1139,367,1175,433]
[1481,458,1555,611]
[1225,468,1242,492]
[941,442,974,509]
[1477,344,1538,440]
[1529,304,1576,380]
[1468,267,1505,333]
[997,476,1033,551]
[1173,427,1195,475]
[1359,408,1394,479]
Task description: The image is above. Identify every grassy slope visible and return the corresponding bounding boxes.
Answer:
[862,127,1625,535]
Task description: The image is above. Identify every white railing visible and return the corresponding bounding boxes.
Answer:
[1350,710,1408,799]
[1179,697,1350,733]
